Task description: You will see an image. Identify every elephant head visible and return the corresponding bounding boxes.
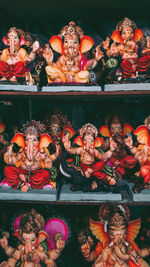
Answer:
[14,209,47,256]
[49,21,94,59]
[2,27,25,55]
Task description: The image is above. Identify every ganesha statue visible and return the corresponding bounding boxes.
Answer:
[125,115,150,192]
[0,120,60,191]
[0,209,68,266]
[43,21,103,84]
[61,123,118,192]
[99,113,137,183]
[0,27,40,84]
[79,204,150,267]
[102,17,144,83]
[138,34,150,81]
[43,108,72,146]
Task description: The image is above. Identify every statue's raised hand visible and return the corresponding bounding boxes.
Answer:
[81,241,90,258]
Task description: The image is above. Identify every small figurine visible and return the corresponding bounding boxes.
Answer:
[0,27,39,84]
[43,21,103,84]
[138,35,150,80]
[79,204,150,266]
[120,40,138,79]
[22,31,45,85]
[0,120,60,191]
[62,123,117,191]
[99,113,137,182]
[125,115,150,192]
[102,17,143,83]
[43,108,72,146]
[0,122,9,179]
[0,209,66,266]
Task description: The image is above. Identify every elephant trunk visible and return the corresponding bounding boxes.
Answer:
[24,241,33,255]
[113,244,129,261]
[10,37,15,55]
[26,141,34,161]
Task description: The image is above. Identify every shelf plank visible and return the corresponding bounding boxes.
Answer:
[128,183,150,202]
[42,85,101,92]
[105,83,150,92]
[59,184,122,202]
[0,187,57,202]
[0,84,38,92]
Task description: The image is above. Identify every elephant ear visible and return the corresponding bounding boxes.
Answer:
[133,125,150,146]
[89,219,109,247]
[122,123,133,137]
[19,37,26,46]
[11,133,25,150]
[73,136,83,147]
[2,36,8,45]
[111,30,122,43]
[99,125,111,137]
[38,134,53,151]
[80,36,94,54]
[94,137,103,148]
[133,29,143,42]
[126,218,141,244]
[37,230,48,246]
[62,126,76,139]
[0,122,6,133]
[49,35,63,54]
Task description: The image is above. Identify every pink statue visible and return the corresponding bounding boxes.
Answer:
[0,27,39,83]
[0,120,60,192]
[43,21,103,84]
[0,209,66,266]
[79,204,150,267]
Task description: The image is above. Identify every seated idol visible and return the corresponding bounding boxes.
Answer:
[0,120,60,192]
[43,21,103,84]
[0,27,39,83]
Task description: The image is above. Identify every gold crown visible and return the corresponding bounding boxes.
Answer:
[59,21,84,39]
[22,120,46,136]
[79,123,98,138]
[116,17,137,32]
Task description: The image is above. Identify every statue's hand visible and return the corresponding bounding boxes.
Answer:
[0,262,9,267]
[103,37,110,50]
[32,41,40,53]
[32,252,41,263]
[124,136,133,148]
[110,137,117,152]
[110,42,119,56]
[56,144,61,156]
[81,241,90,258]
[0,236,8,249]
[56,235,65,252]
[7,144,13,154]
[95,45,104,61]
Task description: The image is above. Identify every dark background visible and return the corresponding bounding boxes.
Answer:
[0,0,150,45]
